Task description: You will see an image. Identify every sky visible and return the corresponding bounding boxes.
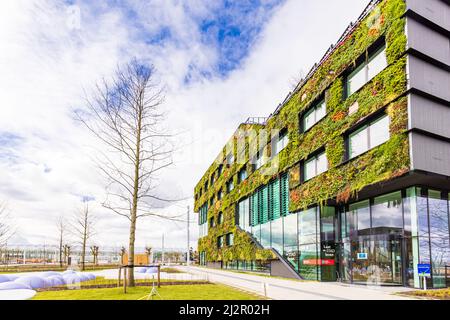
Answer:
[0,0,369,251]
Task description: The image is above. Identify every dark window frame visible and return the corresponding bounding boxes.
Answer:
[343,36,387,99]
[345,110,390,161]
[299,96,327,134]
[300,147,327,183]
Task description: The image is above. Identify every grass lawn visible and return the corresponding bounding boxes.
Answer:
[403,288,450,300]
[33,284,263,300]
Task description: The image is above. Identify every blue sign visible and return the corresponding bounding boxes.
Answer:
[418,264,431,277]
[357,253,368,260]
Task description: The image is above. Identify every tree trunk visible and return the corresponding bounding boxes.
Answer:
[59,236,63,268]
[127,214,137,286]
[127,103,143,287]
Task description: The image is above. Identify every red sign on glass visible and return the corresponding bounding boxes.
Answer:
[302,259,335,266]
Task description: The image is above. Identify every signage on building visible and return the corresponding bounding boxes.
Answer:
[303,259,335,266]
[321,242,336,259]
[357,253,368,260]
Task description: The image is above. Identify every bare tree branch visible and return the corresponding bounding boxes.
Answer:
[0,202,14,247]
[75,59,181,287]
[69,201,96,271]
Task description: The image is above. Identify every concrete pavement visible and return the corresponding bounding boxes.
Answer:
[176,266,416,300]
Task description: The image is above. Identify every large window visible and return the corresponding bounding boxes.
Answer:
[261,222,271,248]
[249,174,288,227]
[226,233,234,246]
[301,99,326,132]
[283,213,298,270]
[253,151,265,171]
[271,218,283,253]
[371,191,403,232]
[347,45,387,97]
[428,190,450,288]
[304,152,328,181]
[226,179,234,193]
[198,204,208,238]
[348,114,390,159]
[238,167,248,183]
[272,129,289,156]
[238,198,250,231]
[226,152,234,166]
[217,236,224,248]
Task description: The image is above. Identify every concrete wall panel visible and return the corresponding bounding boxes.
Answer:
[408,55,450,102]
[409,94,450,138]
[410,132,450,176]
[406,0,450,31]
[407,17,450,65]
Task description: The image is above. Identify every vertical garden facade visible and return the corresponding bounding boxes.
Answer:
[194,0,450,288]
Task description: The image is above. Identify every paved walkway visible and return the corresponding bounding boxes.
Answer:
[176,266,416,300]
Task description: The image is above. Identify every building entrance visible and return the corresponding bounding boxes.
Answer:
[339,235,404,286]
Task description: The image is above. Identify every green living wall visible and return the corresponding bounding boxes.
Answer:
[195,0,409,263]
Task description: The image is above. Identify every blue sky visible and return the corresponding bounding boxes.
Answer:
[0,0,368,248]
[71,0,285,81]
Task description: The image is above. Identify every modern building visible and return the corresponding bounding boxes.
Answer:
[194,0,450,288]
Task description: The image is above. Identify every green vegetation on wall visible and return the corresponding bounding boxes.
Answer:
[195,0,409,263]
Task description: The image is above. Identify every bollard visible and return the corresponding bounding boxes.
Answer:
[262,282,268,297]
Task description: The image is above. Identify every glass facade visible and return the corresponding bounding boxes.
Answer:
[234,184,449,288]
[337,188,450,288]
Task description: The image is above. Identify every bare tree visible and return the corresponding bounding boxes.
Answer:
[75,60,181,286]
[56,216,68,267]
[0,202,13,248]
[63,244,71,265]
[90,245,99,265]
[71,201,96,271]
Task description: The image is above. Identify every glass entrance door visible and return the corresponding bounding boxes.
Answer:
[372,235,403,285]
[338,235,404,285]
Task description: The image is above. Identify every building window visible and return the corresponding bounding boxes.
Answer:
[226,179,234,193]
[346,45,387,97]
[238,167,248,183]
[204,180,208,192]
[217,164,223,177]
[217,189,223,201]
[253,151,265,171]
[303,151,328,181]
[226,152,234,166]
[209,217,215,228]
[218,212,224,225]
[217,236,224,248]
[272,129,289,155]
[226,233,234,246]
[238,198,250,231]
[301,99,326,132]
[198,204,208,238]
[348,114,390,159]
[209,197,214,207]
[210,173,215,186]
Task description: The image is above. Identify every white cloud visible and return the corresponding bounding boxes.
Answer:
[0,0,368,251]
